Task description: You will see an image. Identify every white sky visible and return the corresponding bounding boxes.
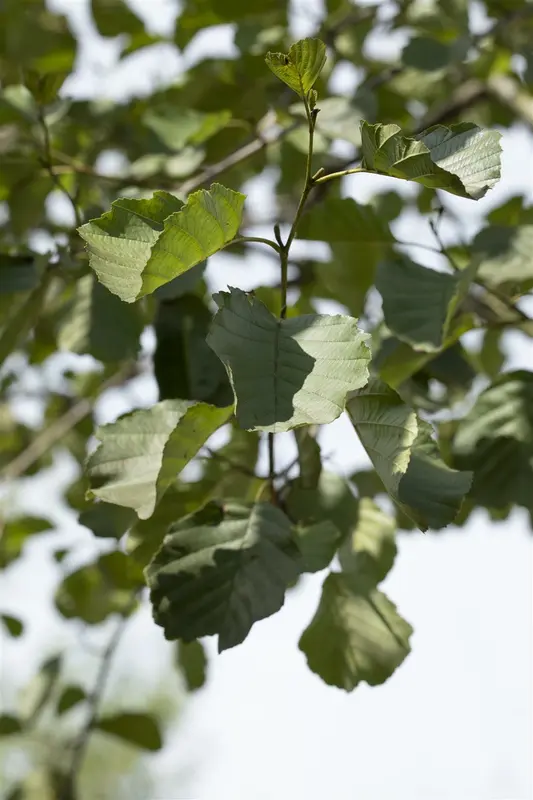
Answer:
[1,1,532,798]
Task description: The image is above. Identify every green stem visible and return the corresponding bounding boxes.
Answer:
[313,166,366,185]
[225,236,282,254]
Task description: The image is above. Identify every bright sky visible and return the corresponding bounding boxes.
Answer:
[1,1,532,798]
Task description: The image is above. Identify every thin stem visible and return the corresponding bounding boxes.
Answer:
[37,107,82,229]
[268,432,275,485]
[227,236,281,254]
[59,604,134,800]
[313,166,366,185]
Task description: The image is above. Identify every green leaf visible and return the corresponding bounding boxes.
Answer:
[0,516,53,569]
[79,184,245,302]
[346,378,472,530]
[207,288,370,433]
[402,37,452,71]
[360,121,502,199]
[453,370,533,510]
[79,503,135,539]
[176,640,207,692]
[265,38,327,97]
[56,686,86,716]
[299,572,412,691]
[0,271,53,367]
[285,471,359,532]
[0,254,39,293]
[58,275,143,363]
[144,108,231,152]
[1,614,24,637]
[293,520,342,573]
[473,225,533,288]
[154,295,232,406]
[86,400,232,519]
[298,197,395,245]
[338,498,397,585]
[146,501,301,651]
[294,427,322,489]
[376,256,476,352]
[90,0,145,37]
[55,551,143,624]
[0,714,22,736]
[96,713,162,751]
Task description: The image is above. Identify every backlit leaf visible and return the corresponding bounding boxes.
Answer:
[338,498,397,585]
[266,38,327,97]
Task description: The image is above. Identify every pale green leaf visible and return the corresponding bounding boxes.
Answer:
[338,497,397,585]
[79,184,245,302]
[146,502,301,652]
[298,197,395,244]
[346,378,472,530]
[299,572,412,691]
[265,38,327,97]
[360,121,502,199]
[96,713,162,751]
[207,288,370,433]
[86,400,232,519]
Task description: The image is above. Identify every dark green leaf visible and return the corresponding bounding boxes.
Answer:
[0,516,53,568]
[0,254,39,293]
[96,712,162,751]
[177,640,207,692]
[338,498,397,585]
[146,501,301,651]
[293,520,342,573]
[57,686,86,715]
[207,288,370,432]
[294,427,321,489]
[0,714,22,736]
[1,614,24,637]
[79,503,135,539]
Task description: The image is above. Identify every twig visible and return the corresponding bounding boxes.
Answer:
[59,602,134,800]
[37,107,82,228]
[0,363,137,482]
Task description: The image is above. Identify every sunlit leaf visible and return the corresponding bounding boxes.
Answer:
[207,288,370,432]
[266,38,327,97]
[86,400,232,519]
[338,497,397,585]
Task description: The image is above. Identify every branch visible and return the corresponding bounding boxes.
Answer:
[0,363,138,482]
[59,600,135,800]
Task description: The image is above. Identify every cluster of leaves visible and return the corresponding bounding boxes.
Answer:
[2,0,533,796]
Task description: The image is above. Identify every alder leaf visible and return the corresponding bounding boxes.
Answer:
[346,378,472,530]
[207,288,370,433]
[86,400,232,519]
[79,184,245,302]
[265,38,327,97]
[146,502,301,652]
[360,121,502,199]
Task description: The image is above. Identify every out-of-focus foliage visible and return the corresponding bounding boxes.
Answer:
[1,0,532,796]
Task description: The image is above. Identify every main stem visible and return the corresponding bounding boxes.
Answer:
[268,93,318,486]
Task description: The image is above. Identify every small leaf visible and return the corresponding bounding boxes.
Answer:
[177,640,207,692]
[0,714,22,736]
[294,427,322,489]
[79,184,245,302]
[57,686,86,715]
[146,502,301,652]
[299,572,412,691]
[346,378,472,530]
[79,503,135,539]
[207,288,370,433]
[376,256,476,352]
[86,400,232,519]
[265,38,327,97]
[0,516,53,569]
[1,614,24,637]
[294,520,342,573]
[360,121,501,199]
[96,712,162,751]
[338,498,397,585]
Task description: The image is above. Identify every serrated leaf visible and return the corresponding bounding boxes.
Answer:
[154,295,232,406]
[207,288,370,433]
[338,498,397,585]
[265,38,326,97]
[360,121,501,199]
[346,378,472,530]
[58,274,143,363]
[293,520,342,573]
[146,502,301,652]
[79,184,245,303]
[376,256,476,352]
[299,572,412,691]
[177,640,207,691]
[453,370,533,510]
[56,686,86,716]
[86,400,232,519]
[1,614,24,637]
[96,712,162,751]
